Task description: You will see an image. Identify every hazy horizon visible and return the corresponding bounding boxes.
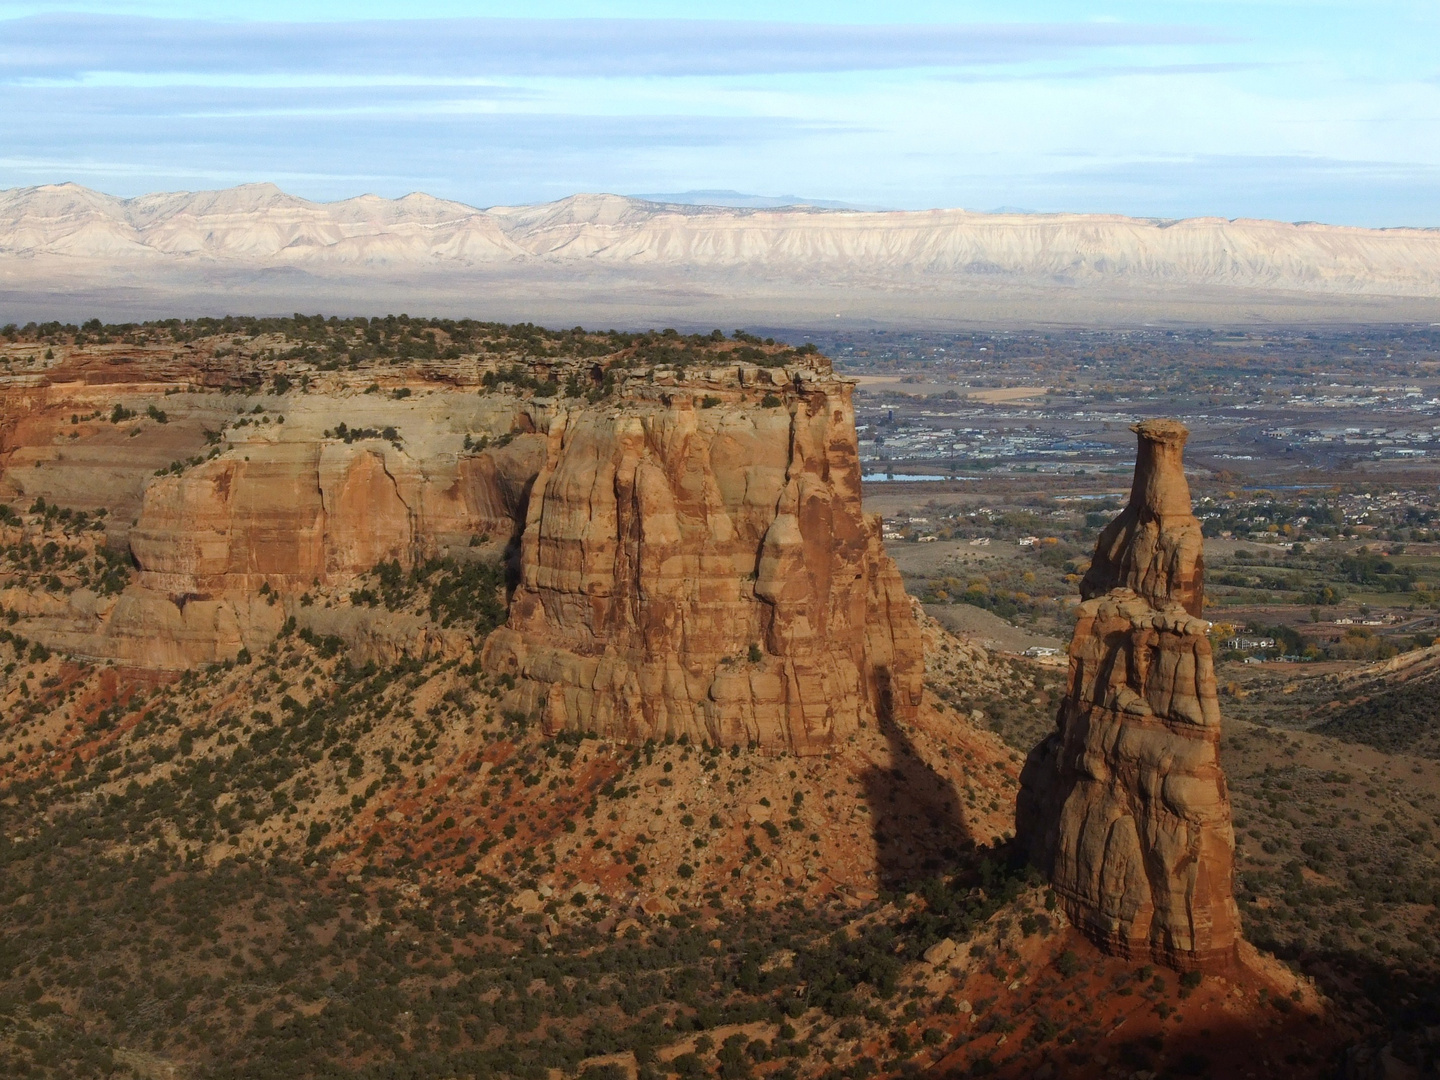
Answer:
[5,178,1437,232]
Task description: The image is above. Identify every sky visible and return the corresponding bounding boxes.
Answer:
[0,1,1437,226]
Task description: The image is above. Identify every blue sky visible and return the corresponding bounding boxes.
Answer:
[0,1,1436,225]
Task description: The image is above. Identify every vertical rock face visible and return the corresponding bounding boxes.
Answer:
[1017,419,1239,972]
[482,371,924,755]
[129,435,546,598]
[91,395,547,668]
[1,341,923,737]
[1080,418,1205,618]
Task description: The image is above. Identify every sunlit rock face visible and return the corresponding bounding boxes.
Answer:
[1080,417,1205,618]
[0,340,922,739]
[1018,419,1240,973]
[482,368,924,755]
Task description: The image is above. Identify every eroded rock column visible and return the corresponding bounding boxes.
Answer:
[482,371,924,755]
[1017,419,1240,972]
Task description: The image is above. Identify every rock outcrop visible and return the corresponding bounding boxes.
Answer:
[129,434,545,599]
[94,396,545,667]
[1080,418,1204,617]
[1017,419,1239,972]
[482,366,923,755]
[1,337,923,752]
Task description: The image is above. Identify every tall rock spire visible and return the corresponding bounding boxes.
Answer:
[1081,418,1204,617]
[1017,419,1239,972]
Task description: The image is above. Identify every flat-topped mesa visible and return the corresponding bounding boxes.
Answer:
[1081,418,1204,618]
[0,336,863,673]
[481,368,924,755]
[1017,419,1240,973]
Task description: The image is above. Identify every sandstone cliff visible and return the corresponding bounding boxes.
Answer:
[0,361,545,666]
[1017,419,1240,972]
[0,331,923,753]
[482,365,924,754]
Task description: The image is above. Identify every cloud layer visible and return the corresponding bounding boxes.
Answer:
[0,7,1435,226]
[1,15,1221,78]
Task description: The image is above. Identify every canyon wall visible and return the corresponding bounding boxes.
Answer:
[0,361,543,665]
[1,345,924,753]
[482,365,924,754]
[1017,419,1240,972]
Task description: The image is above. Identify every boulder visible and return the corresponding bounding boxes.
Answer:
[923,937,959,966]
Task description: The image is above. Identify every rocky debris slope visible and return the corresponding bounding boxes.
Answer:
[482,363,923,754]
[1017,419,1241,972]
[0,588,1017,910]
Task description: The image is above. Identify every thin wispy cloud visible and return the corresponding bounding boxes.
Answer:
[0,4,1434,226]
[4,83,532,116]
[0,15,1226,80]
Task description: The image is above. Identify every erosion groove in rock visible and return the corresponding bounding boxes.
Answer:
[1017,418,1240,972]
[0,336,922,753]
[481,365,923,754]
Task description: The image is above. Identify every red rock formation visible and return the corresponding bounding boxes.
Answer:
[1081,417,1204,616]
[129,436,545,598]
[3,344,922,744]
[483,368,924,755]
[1017,419,1239,972]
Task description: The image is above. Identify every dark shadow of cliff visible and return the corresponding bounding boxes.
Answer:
[494,469,538,600]
[502,521,526,597]
[1245,939,1440,1077]
[861,673,996,893]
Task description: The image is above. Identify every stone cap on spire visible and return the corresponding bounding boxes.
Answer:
[1081,417,1204,617]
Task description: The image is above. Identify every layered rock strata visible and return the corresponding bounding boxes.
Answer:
[482,367,923,755]
[0,363,546,666]
[2,345,923,754]
[1017,419,1239,972]
[107,394,544,666]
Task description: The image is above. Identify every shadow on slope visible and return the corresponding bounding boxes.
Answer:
[862,685,985,892]
[1313,666,1440,757]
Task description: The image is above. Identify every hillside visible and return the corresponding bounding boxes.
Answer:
[0,316,1428,1079]
[3,185,1439,326]
[0,541,1339,1080]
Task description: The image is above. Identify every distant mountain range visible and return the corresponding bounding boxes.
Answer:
[2,182,1438,326]
[626,190,870,209]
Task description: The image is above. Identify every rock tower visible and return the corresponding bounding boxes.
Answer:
[481,367,924,756]
[1017,419,1240,972]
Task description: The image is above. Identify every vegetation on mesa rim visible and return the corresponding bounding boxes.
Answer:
[1,316,819,373]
